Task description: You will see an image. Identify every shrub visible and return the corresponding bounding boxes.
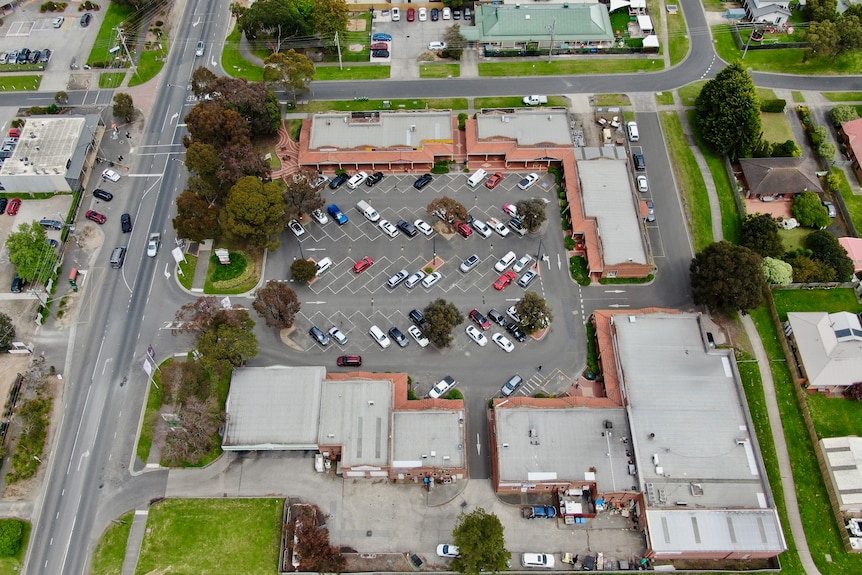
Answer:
[809,125,828,147]
[771,139,799,157]
[210,252,247,282]
[569,255,590,285]
[457,112,468,131]
[564,236,576,250]
[424,266,433,274]
[760,99,786,113]
[796,105,810,126]
[445,388,464,400]
[0,519,24,556]
[431,160,450,174]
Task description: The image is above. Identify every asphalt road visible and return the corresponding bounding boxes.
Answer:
[21,0,862,573]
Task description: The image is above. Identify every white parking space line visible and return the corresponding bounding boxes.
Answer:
[6,22,35,37]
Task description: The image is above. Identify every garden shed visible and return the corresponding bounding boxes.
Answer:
[725,8,747,19]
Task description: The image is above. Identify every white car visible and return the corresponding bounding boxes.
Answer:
[414,218,433,236]
[288,219,306,237]
[466,325,488,346]
[517,172,539,190]
[513,254,533,274]
[429,375,455,399]
[422,271,442,288]
[507,305,522,324]
[442,7,451,19]
[101,169,121,182]
[379,219,399,238]
[347,171,368,189]
[492,333,514,353]
[428,41,448,51]
[311,209,328,224]
[494,251,517,272]
[328,327,348,345]
[522,553,555,568]
[436,544,460,558]
[471,219,492,238]
[404,270,426,289]
[636,175,648,193]
[503,203,518,218]
[392,7,400,21]
[408,325,430,347]
[418,7,427,21]
[487,217,510,237]
[369,325,391,349]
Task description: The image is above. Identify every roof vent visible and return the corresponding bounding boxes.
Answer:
[525,14,530,19]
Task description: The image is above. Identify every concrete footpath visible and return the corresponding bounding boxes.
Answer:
[742,315,822,575]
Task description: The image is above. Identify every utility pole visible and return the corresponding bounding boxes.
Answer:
[335,31,343,70]
[547,18,556,64]
[115,25,138,78]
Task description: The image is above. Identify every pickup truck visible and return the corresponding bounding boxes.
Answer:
[522,95,548,106]
[522,505,557,519]
[147,233,161,257]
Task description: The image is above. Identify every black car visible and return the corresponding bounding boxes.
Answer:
[120,213,132,233]
[29,50,41,64]
[452,8,461,19]
[372,50,390,58]
[413,173,433,190]
[507,323,527,342]
[93,188,113,201]
[409,309,426,328]
[39,218,63,230]
[632,152,646,171]
[397,220,418,237]
[17,49,31,64]
[309,326,331,346]
[39,49,51,63]
[431,8,439,20]
[10,274,23,293]
[365,171,384,187]
[0,198,7,214]
[388,326,409,348]
[80,13,92,27]
[328,173,349,189]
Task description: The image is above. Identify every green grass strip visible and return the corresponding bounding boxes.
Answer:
[831,167,862,233]
[666,2,689,66]
[822,92,862,102]
[129,37,170,87]
[419,63,460,78]
[479,58,664,77]
[222,24,264,81]
[296,98,468,113]
[313,65,390,81]
[99,72,126,89]
[137,358,171,464]
[87,4,134,66]
[90,512,134,575]
[0,75,41,91]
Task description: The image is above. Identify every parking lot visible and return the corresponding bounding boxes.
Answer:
[370,9,473,73]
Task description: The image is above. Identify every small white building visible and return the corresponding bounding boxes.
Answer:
[787,311,862,394]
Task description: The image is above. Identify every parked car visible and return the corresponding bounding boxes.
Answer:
[40,218,63,230]
[329,173,349,189]
[502,203,518,218]
[409,309,426,327]
[52,16,64,28]
[501,374,523,396]
[464,7,472,19]
[645,200,655,222]
[101,168,121,182]
[823,200,837,218]
[6,198,20,215]
[311,209,328,224]
[80,12,92,27]
[365,171,384,186]
[517,172,540,190]
[452,8,462,19]
[370,42,389,51]
[120,213,132,233]
[518,269,538,288]
[372,33,393,42]
[488,308,507,327]
[379,219,399,238]
[429,375,456,399]
[0,198,6,214]
[369,325,391,348]
[487,217,510,237]
[632,152,646,171]
[508,218,526,236]
[442,7,451,19]
[337,355,362,367]
[428,41,447,51]
[418,7,427,21]
[494,251,517,272]
[391,7,400,21]
[85,210,107,224]
[11,274,24,293]
[288,219,306,237]
[469,309,491,330]
[455,221,474,238]
[513,255,533,274]
[404,270,426,289]
[436,544,460,558]
[327,204,348,225]
[485,172,504,189]
[413,173,433,189]
[388,326,409,348]
[353,256,374,273]
[494,271,516,291]
[636,175,649,193]
[466,325,488,346]
[507,322,527,342]
[405,325,428,347]
[386,269,409,288]
[421,271,442,288]
[371,50,390,59]
[521,553,555,569]
[406,8,415,21]
[93,188,113,201]
[431,8,440,21]
[414,219,433,235]
[397,220,418,237]
[460,254,480,273]
[309,326,331,346]
[347,171,369,189]
[493,333,515,353]
[328,327,348,345]
[507,305,523,324]
[471,219,492,237]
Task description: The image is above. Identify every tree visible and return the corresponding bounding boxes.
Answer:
[159,359,214,405]
[290,504,346,574]
[762,257,793,285]
[0,312,15,353]
[54,91,68,104]
[163,397,225,466]
[423,298,465,348]
[771,140,799,157]
[206,77,281,136]
[291,258,318,283]
[197,318,259,368]
[309,0,349,39]
[515,291,553,334]
[283,173,325,220]
[690,241,765,314]
[792,192,830,229]
[695,62,761,160]
[514,199,547,233]
[238,0,309,46]
[830,104,860,127]
[819,142,837,162]
[806,229,855,281]
[443,24,467,60]
[6,222,55,282]
[219,141,272,186]
[112,92,134,122]
[253,280,301,329]
[451,508,510,575]
[174,296,252,335]
[185,103,251,149]
[808,0,838,22]
[264,50,315,100]
[173,190,221,241]
[191,66,218,98]
[786,252,836,283]
[843,382,862,401]
[427,196,467,225]
[0,518,24,557]
[837,14,862,51]
[740,214,784,258]
[805,20,841,58]
[221,176,286,250]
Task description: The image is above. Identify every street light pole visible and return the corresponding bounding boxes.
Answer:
[536,238,544,263]
[547,18,557,64]
[432,237,437,266]
[297,238,304,260]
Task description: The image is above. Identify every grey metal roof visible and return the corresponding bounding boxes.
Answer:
[821,436,862,512]
[463,4,614,43]
[392,410,466,470]
[577,160,649,266]
[223,365,325,450]
[477,109,573,146]
[494,407,633,493]
[309,111,453,150]
[318,378,393,468]
[787,311,862,390]
[645,509,786,554]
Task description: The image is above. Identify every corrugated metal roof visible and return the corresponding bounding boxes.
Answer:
[319,379,393,467]
[646,509,785,554]
[392,410,466,469]
[477,109,573,147]
[464,4,614,43]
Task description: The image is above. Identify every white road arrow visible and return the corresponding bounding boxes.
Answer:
[77,450,90,471]
[306,301,327,305]
[476,433,481,456]
[557,253,561,270]
[607,304,630,308]
[193,17,200,27]
[604,289,626,294]
[164,263,171,279]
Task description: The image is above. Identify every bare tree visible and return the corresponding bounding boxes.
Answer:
[253,280,301,329]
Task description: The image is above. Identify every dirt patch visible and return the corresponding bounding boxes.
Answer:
[348,44,364,53]
[279,326,303,351]
[347,18,366,32]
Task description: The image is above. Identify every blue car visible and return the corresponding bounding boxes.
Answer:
[327,204,349,225]
[372,33,392,42]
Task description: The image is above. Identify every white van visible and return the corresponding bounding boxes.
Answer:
[347,171,369,189]
[316,257,333,275]
[466,168,488,188]
[356,200,380,222]
[626,121,640,142]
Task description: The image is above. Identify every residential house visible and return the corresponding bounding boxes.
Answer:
[839,117,862,184]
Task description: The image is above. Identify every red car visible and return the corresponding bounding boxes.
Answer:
[370,42,389,50]
[407,8,415,21]
[485,172,504,189]
[455,221,473,238]
[6,198,20,215]
[494,270,516,291]
[85,210,107,224]
[469,309,491,330]
[353,256,374,273]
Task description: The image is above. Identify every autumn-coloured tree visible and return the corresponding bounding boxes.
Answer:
[159,360,215,405]
[163,396,225,466]
[253,280,301,329]
[191,66,217,98]
[288,504,346,574]
[173,190,221,241]
[206,76,281,135]
[283,173,325,220]
[184,103,251,149]
[427,196,467,225]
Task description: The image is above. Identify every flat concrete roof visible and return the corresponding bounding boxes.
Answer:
[0,116,89,177]
[476,108,573,146]
[319,378,394,468]
[495,407,633,493]
[223,365,325,450]
[821,436,862,512]
[645,509,786,555]
[309,111,453,150]
[577,160,649,266]
[392,410,467,470]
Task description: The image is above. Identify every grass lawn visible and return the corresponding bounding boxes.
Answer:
[756,87,778,101]
[678,80,706,106]
[222,24,263,81]
[751,307,862,575]
[134,499,283,575]
[479,58,664,76]
[314,65,391,81]
[0,521,30,573]
[474,96,568,109]
[87,4,134,65]
[792,90,805,103]
[99,72,126,89]
[129,38,170,87]
[831,167,862,232]
[778,226,810,253]
[137,358,171,464]
[419,63,460,78]
[772,287,862,321]
[712,25,862,74]
[655,91,674,106]
[204,251,260,294]
[808,394,862,438]
[0,75,42,91]
[286,119,302,141]
[594,94,630,107]
[660,111,712,251]
[761,112,796,145]
[687,110,741,244]
[91,512,134,575]
[666,6,689,67]
[823,92,862,102]
[296,97,468,113]
[178,254,196,290]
